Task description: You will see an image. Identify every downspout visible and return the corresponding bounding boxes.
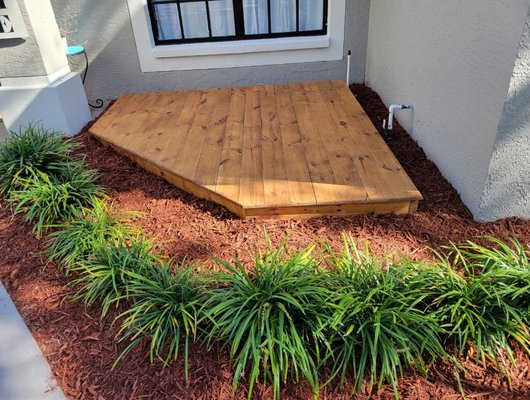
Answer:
[382,104,413,139]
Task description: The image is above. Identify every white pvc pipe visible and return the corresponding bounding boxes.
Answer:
[346,50,351,85]
[387,104,413,131]
[383,104,413,139]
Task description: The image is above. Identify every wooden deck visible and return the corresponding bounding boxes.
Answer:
[89,80,422,218]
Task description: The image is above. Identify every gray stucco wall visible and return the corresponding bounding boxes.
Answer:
[50,0,369,101]
[0,0,47,78]
[366,0,529,220]
[478,8,530,221]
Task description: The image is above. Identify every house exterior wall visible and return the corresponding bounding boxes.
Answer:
[50,0,370,102]
[0,0,91,136]
[365,0,529,220]
[478,9,530,220]
[0,0,46,78]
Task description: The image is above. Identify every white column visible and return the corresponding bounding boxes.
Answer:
[0,0,91,136]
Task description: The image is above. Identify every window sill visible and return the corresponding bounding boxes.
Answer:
[152,36,330,59]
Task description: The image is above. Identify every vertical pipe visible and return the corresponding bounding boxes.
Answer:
[346,50,351,85]
[384,104,413,139]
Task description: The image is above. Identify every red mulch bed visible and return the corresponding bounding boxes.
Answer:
[1,84,529,399]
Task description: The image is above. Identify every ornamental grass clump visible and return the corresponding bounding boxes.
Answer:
[450,238,530,320]
[72,235,161,317]
[203,243,330,400]
[115,260,207,381]
[323,236,446,398]
[46,199,140,273]
[411,238,530,376]
[7,160,104,236]
[0,123,78,195]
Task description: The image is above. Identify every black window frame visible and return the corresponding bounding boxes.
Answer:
[148,0,328,45]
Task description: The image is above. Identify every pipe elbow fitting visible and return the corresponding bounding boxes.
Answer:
[389,104,413,112]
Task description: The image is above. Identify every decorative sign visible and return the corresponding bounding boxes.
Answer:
[0,0,28,39]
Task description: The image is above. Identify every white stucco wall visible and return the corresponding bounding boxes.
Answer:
[50,0,370,102]
[478,8,530,220]
[366,0,529,219]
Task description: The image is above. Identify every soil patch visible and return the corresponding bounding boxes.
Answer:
[1,84,529,399]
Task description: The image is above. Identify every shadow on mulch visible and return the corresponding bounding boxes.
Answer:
[1,84,529,399]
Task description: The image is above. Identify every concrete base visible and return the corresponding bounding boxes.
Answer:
[0,72,92,136]
[0,282,66,400]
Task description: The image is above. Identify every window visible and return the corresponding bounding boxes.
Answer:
[148,0,328,45]
[126,0,345,71]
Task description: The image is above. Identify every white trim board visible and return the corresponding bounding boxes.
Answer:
[0,65,71,88]
[126,0,346,72]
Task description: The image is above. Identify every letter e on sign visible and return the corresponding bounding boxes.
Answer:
[0,0,28,39]
[0,15,13,33]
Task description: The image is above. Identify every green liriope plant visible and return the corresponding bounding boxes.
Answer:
[323,236,446,399]
[448,238,530,318]
[399,237,530,395]
[71,235,162,317]
[46,199,141,273]
[0,123,78,195]
[114,260,207,381]
[422,239,530,374]
[202,242,330,400]
[7,161,104,236]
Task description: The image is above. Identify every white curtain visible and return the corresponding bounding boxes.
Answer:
[299,0,323,31]
[154,3,182,40]
[154,0,324,41]
[270,0,295,33]
[209,0,235,37]
[155,0,235,40]
[180,2,209,38]
[244,0,324,35]
[243,0,268,35]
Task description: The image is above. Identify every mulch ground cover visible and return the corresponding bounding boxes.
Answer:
[1,84,529,399]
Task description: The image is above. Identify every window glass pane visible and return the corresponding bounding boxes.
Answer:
[299,0,324,31]
[270,0,295,33]
[209,0,235,37]
[181,1,209,39]
[153,3,182,41]
[243,0,268,35]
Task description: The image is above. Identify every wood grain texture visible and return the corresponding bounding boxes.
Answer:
[89,81,422,218]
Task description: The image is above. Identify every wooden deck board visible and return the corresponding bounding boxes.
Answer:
[172,89,217,182]
[89,80,422,218]
[240,87,265,207]
[215,88,245,205]
[274,84,316,206]
[261,85,290,207]
[303,82,369,201]
[157,90,203,167]
[125,93,185,159]
[195,88,231,189]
